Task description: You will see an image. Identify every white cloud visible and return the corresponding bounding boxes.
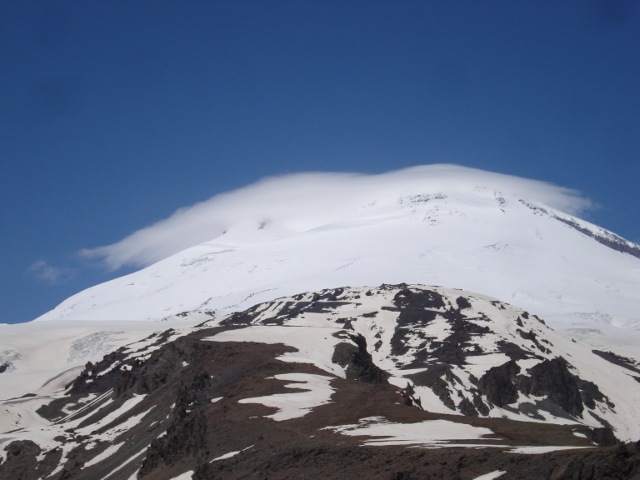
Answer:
[28,260,74,285]
[80,164,593,271]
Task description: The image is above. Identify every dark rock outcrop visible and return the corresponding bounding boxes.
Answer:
[479,360,521,407]
[519,358,587,417]
[333,334,388,384]
[552,442,640,479]
[0,440,44,480]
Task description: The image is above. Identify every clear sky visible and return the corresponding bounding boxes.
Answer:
[1,1,638,324]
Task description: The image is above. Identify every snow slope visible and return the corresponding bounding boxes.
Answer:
[32,166,640,358]
[0,320,198,404]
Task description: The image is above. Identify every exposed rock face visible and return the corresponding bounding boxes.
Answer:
[139,379,209,476]
[0,440,41,480]
[520,358,584,416]
[476,357,612,423]
[551,211,640,260]
[332,334,388,384]
[552,442,640,479]
[479,360,521,407]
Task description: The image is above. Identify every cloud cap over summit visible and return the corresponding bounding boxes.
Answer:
[81,165,593,270]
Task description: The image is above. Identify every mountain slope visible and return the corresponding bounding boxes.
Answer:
[2,285,640,479]
[213,285,640,441]
[34,167,640,363]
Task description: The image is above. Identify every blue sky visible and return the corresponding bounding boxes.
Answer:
[1,1,638,324]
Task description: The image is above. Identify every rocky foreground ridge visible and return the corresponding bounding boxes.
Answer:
[2,284,640,479]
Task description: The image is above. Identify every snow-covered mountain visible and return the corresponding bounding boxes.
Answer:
[34,166,640,356]
[3,165,640,479]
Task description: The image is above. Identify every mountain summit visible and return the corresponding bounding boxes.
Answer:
[38,166,639,347]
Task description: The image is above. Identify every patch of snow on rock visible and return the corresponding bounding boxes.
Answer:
[238,373,334,421]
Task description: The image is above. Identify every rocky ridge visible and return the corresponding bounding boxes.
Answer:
[2,285,640,479]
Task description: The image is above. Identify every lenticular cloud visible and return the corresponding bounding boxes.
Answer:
[80,164,592,270]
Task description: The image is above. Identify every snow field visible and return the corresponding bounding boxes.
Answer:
[325,416,595,454]
[169,471,194,479]
[238,373,334,421]
[211,445,253,462]
[82,441,125,468]
[324,416,496,447]
[100,445,148,479]
[75,395,150,439]
[473,471,506,480]
[0,319,200,401]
